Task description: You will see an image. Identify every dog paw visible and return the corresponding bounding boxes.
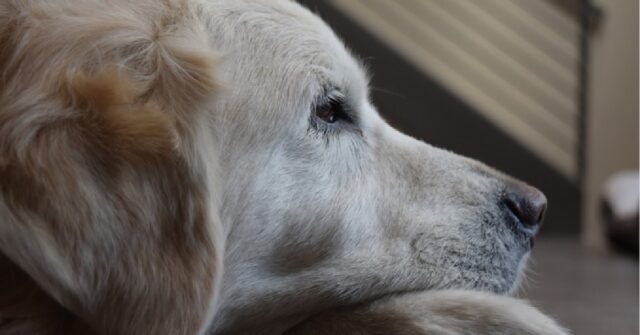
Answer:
[287,290,569,335]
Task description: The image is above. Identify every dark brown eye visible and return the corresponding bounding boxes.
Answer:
[315,97,350,124]
[316,104,337,123]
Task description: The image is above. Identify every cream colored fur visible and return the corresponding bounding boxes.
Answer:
[288,291,568,335]
[0,0,568,334]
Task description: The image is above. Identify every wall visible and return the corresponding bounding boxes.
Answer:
[583,0,639,248]
[330,0,581,180]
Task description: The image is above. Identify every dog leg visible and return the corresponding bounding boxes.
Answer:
[287,290,569,335]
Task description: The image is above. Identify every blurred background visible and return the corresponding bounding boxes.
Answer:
[299,0,638,334]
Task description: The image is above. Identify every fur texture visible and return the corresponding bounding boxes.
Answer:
[0,1,222,334]
[0,0,568,334]
[287,290,568,335]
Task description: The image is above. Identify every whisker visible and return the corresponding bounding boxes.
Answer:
[370,86,406,99]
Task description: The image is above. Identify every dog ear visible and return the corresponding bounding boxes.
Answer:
[0,1,223,334]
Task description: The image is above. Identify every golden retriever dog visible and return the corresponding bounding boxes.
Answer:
[0,0,568,334]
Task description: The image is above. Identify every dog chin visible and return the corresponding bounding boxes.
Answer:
[506,251,531,296]
[456,251,531,296]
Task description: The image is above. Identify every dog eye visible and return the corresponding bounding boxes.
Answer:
[315,96,351,124]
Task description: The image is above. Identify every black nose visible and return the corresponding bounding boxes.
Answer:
[504,184,547,231]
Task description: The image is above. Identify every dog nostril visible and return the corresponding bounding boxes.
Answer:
[504,185,547,228]
[505,197,524,223]
[536,203,547,223]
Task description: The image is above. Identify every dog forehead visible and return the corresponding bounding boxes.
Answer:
[208,0,367,94]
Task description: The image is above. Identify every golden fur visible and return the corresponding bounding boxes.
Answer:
[0,1,221,334]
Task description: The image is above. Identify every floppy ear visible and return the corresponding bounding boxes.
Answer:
[0,1,223,334]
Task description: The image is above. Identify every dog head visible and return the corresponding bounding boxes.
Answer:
[0,0,546,334]
[205,0,546,332]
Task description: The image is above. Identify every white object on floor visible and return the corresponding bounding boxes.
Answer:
[602,170,639,221]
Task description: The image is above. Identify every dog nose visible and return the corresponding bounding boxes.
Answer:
[504,184,547,231]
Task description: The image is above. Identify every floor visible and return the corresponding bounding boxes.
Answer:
[521,238,638,335]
